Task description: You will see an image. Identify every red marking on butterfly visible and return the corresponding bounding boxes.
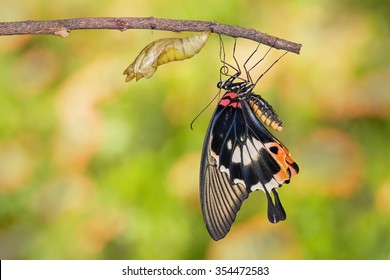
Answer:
[218,92,242,108]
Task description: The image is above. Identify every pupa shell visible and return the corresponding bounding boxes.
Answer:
[123,32,210,82]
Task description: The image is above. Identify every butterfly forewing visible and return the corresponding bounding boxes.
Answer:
[200,91,299,240]
[200,93,250,240]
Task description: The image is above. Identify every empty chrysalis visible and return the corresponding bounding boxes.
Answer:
[123,31,210,82]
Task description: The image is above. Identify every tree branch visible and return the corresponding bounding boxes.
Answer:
[0,17,302,54]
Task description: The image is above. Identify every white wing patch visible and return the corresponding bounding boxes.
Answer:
[232,145,241,163]
[219,165,230,177]
[227,139,233,150]
[242,145,252,166]
[251,178,279,193]
[246,138,260,163]
[233,178,246,186]
[252,138,264,150]
[212,136,279,193]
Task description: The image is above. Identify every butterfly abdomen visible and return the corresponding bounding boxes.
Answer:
[249,95,283,132]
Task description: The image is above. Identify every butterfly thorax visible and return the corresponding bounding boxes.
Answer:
[217,77,283,131]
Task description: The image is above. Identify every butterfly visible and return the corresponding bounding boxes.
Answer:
[200,39,299,240]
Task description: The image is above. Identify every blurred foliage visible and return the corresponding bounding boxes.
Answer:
[1,0,390,259]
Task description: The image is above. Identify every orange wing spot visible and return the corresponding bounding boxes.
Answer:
[265,142,299,184]
[278,144,299,175]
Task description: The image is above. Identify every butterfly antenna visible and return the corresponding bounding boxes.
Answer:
[190,89,222,130]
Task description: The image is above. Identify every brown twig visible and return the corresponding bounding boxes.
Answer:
[0,17,302,54]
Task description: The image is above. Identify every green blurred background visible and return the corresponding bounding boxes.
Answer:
[1,0,390,259]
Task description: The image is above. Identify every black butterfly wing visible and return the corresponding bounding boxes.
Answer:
[200,95,250,241]
[200,92,299,240]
